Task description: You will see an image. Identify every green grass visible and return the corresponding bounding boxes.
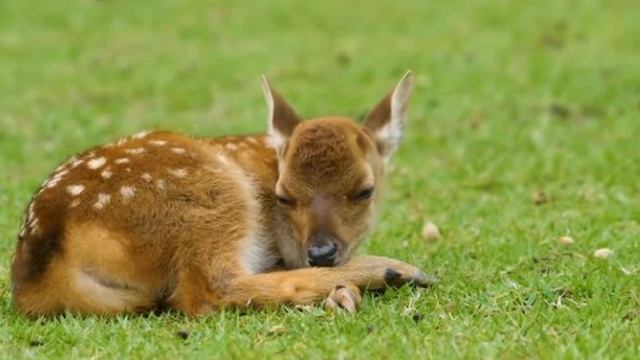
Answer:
[1,0,639,358]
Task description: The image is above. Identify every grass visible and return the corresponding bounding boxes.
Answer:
[1,0,639,358]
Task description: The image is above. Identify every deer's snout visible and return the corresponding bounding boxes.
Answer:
[307,233,338,267]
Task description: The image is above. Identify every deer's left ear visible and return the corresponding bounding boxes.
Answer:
[261,76,301,156]
[363,71,415,161]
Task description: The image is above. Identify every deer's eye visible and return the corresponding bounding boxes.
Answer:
[276,194,296,207]
[352,187,374,202]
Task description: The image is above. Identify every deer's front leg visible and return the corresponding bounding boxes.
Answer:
[221,255,432,312]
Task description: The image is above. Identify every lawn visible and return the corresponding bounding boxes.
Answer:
[1,0,639,358]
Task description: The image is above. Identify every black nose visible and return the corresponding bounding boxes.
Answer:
[307,241,338,267]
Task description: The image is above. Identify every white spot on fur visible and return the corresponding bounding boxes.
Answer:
[70,199,81,208]
[141,173,153,182]
[167,168,188,178]
[125,147,145,155]
[115,158,130,164]
[226,143,238,151]
[43,169,68,189]
[171,147,186,154]
[45,178,60,189]
[133,131,150,139]
[87,157,107,170]
[101,168,113,179]
[71,159,84,168]
[247,137,259,145]
[66,185,85,196]
[149,140,167,146]
[120,186,136,199]
[56,169,69,178]
[93,193,111,210]
[116,138,129,146]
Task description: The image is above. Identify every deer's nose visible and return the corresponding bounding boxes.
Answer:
[307,238,338,267]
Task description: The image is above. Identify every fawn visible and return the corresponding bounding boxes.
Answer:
[11,72,431,316]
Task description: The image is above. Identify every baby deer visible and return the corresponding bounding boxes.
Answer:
[11,72,431,316]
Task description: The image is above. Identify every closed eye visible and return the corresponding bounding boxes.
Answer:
[276,194,296,207]
[352,187,374,202]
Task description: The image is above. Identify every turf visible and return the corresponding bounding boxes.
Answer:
[1,0,639,358]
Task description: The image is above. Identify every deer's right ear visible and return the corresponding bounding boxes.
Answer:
[363,71,415,162]
[261,76,301,155]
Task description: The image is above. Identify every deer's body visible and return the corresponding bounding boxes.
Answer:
[11,73,430,316]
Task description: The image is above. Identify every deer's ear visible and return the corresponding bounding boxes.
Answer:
[363,71,415,161]
[261,76,301,155]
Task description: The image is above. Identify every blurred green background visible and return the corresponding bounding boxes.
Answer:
[1,0,639,358]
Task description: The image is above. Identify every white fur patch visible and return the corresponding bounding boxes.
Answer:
[66,185,85,196]
[44,169,68,189]
[71,159,84,168]
[241,236,280,274]
[133,131,151,139]
[141,173,153,182]
[56,169,69,177]
[171,147,186,154]
[266,131,286,152]
[45,178,60,189]
[101,168,113,179]
[87,157,107,169]
[115,158,130,164]
[93,193,111,210]
[226,143,238,151]
[149,140,167,146]
[213,151,278,273]
[120,186,136,199]
[125,147,145,155]
[70,199,81,208]
[167,168,187,178]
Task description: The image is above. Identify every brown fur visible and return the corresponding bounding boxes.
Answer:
[11,73,429,317]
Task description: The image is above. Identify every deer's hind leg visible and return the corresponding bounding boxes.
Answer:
[12,222,161,316]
